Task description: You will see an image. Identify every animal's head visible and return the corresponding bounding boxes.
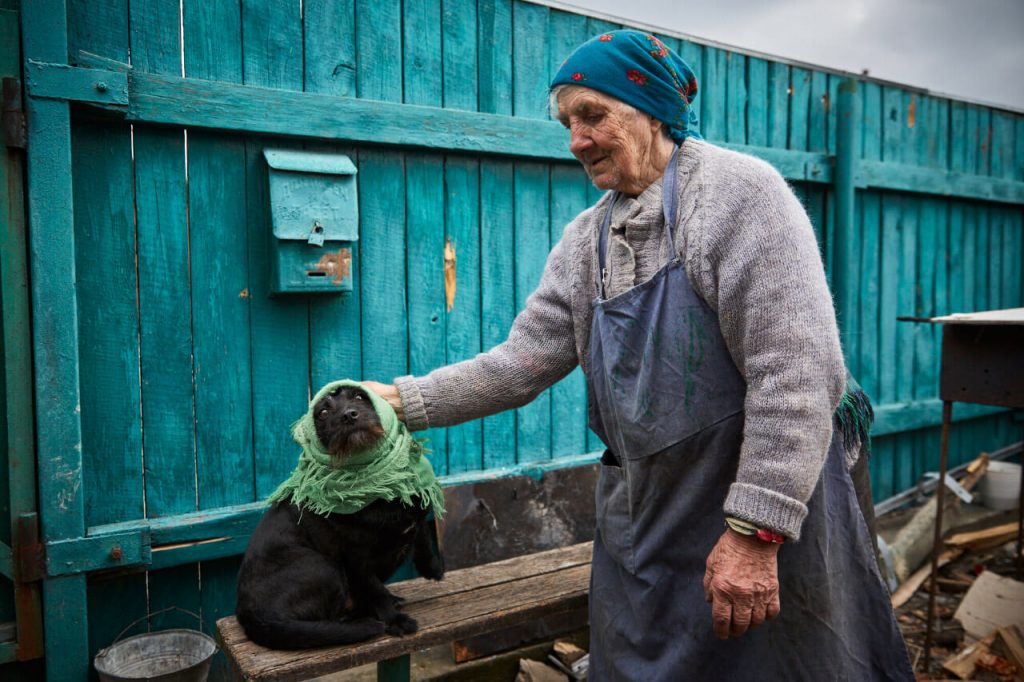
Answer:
[312,385,386,459]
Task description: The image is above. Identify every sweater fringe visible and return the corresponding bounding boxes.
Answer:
[835,376,874,453]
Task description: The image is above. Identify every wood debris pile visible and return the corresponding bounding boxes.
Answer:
[881,454,1023,680]
[515,639,589,682]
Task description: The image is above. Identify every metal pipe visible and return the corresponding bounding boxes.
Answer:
[1018,445,1023,580]
[834,79,860,352]
[923,401,953,673]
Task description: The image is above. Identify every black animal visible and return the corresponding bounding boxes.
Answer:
[236,385,444,650]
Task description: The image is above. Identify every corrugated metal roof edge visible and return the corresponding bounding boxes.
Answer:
[526,0,1024,116]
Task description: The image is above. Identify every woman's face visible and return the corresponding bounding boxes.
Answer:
[555,86,664,195]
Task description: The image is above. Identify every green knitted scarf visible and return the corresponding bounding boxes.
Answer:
[268,379,445,517]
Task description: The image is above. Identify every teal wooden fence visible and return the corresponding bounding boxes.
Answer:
[2,0,1022,678]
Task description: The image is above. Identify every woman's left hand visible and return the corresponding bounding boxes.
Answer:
[703,528,781,639]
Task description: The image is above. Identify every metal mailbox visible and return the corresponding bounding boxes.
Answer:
[264,149,358,294]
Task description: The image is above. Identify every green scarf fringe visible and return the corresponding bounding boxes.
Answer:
[268,379,445,518]
[835,374,874,453]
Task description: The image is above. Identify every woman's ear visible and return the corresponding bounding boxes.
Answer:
[649,115,668,139]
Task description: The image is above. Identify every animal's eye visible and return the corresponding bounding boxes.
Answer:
[319,408,328,416]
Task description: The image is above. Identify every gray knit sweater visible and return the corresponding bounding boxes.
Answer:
[395,139,845,540]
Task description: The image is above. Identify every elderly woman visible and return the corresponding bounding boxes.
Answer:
[369,31,912,680]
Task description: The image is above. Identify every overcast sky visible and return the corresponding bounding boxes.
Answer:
[561,0,1024,112]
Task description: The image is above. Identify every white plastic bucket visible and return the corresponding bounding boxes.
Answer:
[979,461,1022,511]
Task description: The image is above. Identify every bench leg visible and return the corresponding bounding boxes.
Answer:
[377,654,411,682]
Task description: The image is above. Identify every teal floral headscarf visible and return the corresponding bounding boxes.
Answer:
[550,30,701,143]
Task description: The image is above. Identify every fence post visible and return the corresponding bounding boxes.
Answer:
[21,0,92,679]
[834,79,861,357]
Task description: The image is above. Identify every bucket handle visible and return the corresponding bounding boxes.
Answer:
[108,606,205,647]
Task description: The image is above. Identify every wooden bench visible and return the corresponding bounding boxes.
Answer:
[217,542,593,681]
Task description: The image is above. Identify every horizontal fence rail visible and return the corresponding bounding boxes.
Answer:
[24,61,1024,205]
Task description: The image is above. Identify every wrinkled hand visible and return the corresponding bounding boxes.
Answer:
[703,528,781,639]
[362,381,404,422]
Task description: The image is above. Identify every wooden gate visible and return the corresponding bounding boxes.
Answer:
[4,0,1023,678]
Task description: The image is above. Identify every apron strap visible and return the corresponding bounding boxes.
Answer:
[597,192,618,278]
[661,145,680,255]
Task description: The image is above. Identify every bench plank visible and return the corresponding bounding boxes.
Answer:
[218,542,593,681]
[393,540,591,603]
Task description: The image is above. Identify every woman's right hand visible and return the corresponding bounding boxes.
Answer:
[362,381,405,422]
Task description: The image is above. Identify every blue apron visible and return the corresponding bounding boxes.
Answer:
[584,149,914,681]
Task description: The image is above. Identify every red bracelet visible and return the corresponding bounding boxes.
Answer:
[755,528,786,544]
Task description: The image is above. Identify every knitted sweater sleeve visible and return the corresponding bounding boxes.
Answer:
[393,231,580,431]
[695,153,845,541]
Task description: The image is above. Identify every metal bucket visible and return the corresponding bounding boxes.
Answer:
[93,628,217,682]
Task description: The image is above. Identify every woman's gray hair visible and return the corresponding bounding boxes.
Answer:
[548,84,569,118]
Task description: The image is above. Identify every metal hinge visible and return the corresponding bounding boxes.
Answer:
[14,513,44,583]
[3,77,26,149]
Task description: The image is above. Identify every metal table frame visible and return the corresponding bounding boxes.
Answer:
[912,309,1024,671]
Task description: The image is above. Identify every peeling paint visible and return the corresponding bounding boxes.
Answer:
[55,466,82,510]
[444,238,457,311]
[239,288,249,298]
[313,247,352,285]
[907,96,916,129]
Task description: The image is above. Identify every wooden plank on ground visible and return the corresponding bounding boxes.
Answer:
[942,632,996,680]
[217,542,592,681]
[996,625,1024,674]
[946,522,1020,552]
[890,548,962,609]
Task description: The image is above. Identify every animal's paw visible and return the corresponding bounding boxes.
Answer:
[390,594,407,608]
[347,617,387,640]
[384,612,418,636]
[417,553,445,581]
